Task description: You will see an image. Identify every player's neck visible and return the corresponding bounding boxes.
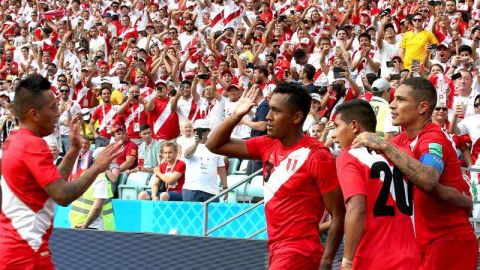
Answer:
[280,129,305,147]
[404,119,431,139]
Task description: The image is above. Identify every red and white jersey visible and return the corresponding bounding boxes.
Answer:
[337,146,419,269]
[391,123,474,251]
[209,3,225,32]
[91,104,119,138]
[0,128,62,267]
[139,86,154,101]
[178,32,201,51]
[147,97,180,140]
[245,135,339,258]
[223,3,244,28]
[429,73,455,109]
[122,102,148,139]
[351,48,377,75]
[457,114,480,165]
[272,0,293,15]
[176,96,198,122]
[73,84,94,109]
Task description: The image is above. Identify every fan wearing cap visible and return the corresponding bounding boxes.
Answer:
[116,85,148,143]
[113,124,138,174]
[145,79,180,141]
[182,118,228,202]
[206,82,345,269]
[369,78,399,140]
[303,93,323,134]
[134,70,154,101]
[429,44,451,71]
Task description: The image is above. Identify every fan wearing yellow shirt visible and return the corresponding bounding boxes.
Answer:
[399,13,438,70]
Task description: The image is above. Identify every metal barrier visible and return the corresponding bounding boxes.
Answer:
[202,169,266,238]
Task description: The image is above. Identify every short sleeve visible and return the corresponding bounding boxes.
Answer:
[309,149,340,194]
[457,118,469,135]
[336,153,367,201]
[175,161,186,174]
[91,107,100,121]
[245,136,266,160]
[127,143,138,157]
[92,178,109,199]
[399,35,407,49]
[216,155,225,167]
[414,133,445,160]
[24,139,62,187]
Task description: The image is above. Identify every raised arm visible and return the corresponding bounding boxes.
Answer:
[205,85,260,159]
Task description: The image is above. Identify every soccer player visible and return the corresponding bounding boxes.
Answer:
[331,99,419,269]
[352,77,478,269]
[206,82,345,269]
[0,75,121,269]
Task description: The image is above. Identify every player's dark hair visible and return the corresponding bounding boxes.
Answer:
[401,77,437,116]
[336,99,377,133]
[12,74,51,121]
[273,82,311,124]
[303,64,315,80]
[140,124,151,131]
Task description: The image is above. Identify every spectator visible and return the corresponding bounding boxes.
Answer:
[69,147,116,231]
[126,124,161,176]
[116,85,148,145]
[369,78,399,140]
[114,124,138,173]
[58,84,81,153]
[89,87,118,147]
[70,136,94,180]
[145,80,180,141]
[182,119,227,202]
[399,13,438,69]
[138,141,186,201]
[177,120,195,158]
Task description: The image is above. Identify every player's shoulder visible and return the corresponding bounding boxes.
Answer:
[305,137,334,162]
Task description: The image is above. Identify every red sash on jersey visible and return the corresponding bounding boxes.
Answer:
[279,4,291,14]
[223,6,243,26]
[184,33,200,50]
[210,10,224,27]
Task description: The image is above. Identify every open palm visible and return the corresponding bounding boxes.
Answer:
[233,85,260,117]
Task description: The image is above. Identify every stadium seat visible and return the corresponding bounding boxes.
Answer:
[227,158,241,176]
[233,160,249,175]
[118,172,152,200]
[226,174,250,203]
[246,176,264,199]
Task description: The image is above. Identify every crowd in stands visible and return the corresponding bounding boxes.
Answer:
[1,0,480,204]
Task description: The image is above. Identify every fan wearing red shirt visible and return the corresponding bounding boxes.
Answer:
[113,124,138,172]
[352,77,477,270]
[116,85,148,143]
[331,99,419,270]
[0,75,120,270]
[206,83,345,270]
[145,80,180,141]
[138,141,186,201]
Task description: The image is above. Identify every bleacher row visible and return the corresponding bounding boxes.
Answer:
[111,153,265,203]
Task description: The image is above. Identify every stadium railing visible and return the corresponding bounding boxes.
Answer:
[203,169,267,238]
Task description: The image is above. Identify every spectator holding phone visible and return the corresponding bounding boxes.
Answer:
[400,13,438,69]
[182,119,228,202]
